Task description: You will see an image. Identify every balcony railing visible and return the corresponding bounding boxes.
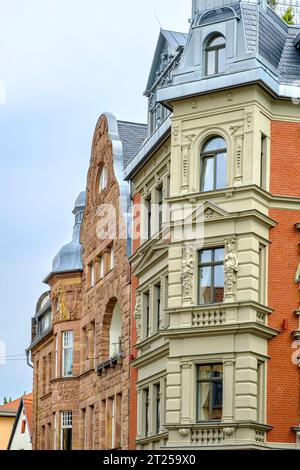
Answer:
[167,301,272,330]
[96,339,124,375]
[169,422,270,448]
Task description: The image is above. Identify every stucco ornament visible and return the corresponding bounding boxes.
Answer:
[181,246,194,305]
[178,428,189,438]
[134,294,142,341]
[224,239,239,302]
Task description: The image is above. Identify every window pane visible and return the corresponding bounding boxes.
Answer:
[203,137,226,153]
[217,47,226,73]
[201,157,214,191]
[206,50,215,76]
[197,382,211,420]
[216,153,227,189]
[199,266,212,304]
[200,249,212,264]
[214,248,225,262]
[208,35,225,48]
[213,265,224,303]
[198,364,212,380]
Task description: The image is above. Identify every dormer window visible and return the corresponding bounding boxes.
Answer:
[205,34,226,76]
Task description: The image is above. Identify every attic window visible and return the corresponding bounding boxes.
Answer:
[205,34,226,76]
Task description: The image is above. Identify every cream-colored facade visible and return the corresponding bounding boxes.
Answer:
[131,84,300,449]
[0,416,15,450]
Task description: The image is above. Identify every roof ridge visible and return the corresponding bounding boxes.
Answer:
[117,120,147,127]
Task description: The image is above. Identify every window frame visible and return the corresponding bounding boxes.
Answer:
[196,364,223,422]
[60,411,72,450]
[205,34,226,76]
[198,248,225,305]
[62,331,74,378]
[200,137,227,192]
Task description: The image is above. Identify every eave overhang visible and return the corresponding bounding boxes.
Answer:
[124,117,171,181]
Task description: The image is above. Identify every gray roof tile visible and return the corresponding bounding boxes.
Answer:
[117,121,147,169]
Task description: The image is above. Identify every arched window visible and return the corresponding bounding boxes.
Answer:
[205,34,226,76]
[200,136,227,192]
[98,165,108,192]
[109,303,122,358]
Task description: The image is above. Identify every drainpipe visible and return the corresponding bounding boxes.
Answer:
[26,350,33,369]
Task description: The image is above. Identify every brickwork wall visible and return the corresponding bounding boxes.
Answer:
[267,121,300,443]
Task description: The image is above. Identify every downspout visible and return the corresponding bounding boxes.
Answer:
[26,349,33,369]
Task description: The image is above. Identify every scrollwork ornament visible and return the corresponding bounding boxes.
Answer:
[181,246,194,305]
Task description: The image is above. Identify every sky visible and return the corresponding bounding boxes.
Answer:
[0,0,191,401]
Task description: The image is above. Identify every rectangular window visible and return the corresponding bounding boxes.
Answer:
[82,408,87,449]
[21,420,26,434]
[155,284,161,331]
[61,411,72,450]
[144,388,150,437]
[154,384,161,435]
[55,335,58,378]
[260,134,267,190]
[62,331,74,377]
[157,186,163,229]
[146,197,152,239]
[259,245,266,305]
[89,405,95,450]
[53,413,57,450]
[110,246,114,270]
[106,395,122,449]
[100,256,104,279]
[257,362,265,423]
[198,248,224,304]
[196,364,223,422]
[91,263,95,287]
[144,291,150,338]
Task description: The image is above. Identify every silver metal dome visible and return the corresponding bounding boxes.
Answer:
[51,192,86,274]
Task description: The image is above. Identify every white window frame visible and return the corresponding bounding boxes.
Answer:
[60,411,72,450]
[62,331,74,377]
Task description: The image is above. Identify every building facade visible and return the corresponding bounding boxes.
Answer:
[126,0,300,450]
[28,0,300,451]
[27,116,147,450]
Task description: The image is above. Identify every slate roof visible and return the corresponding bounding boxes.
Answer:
[241,4,300,82]
[196,4,241,26]
[160,30,187,49]
[117,121,147,169]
